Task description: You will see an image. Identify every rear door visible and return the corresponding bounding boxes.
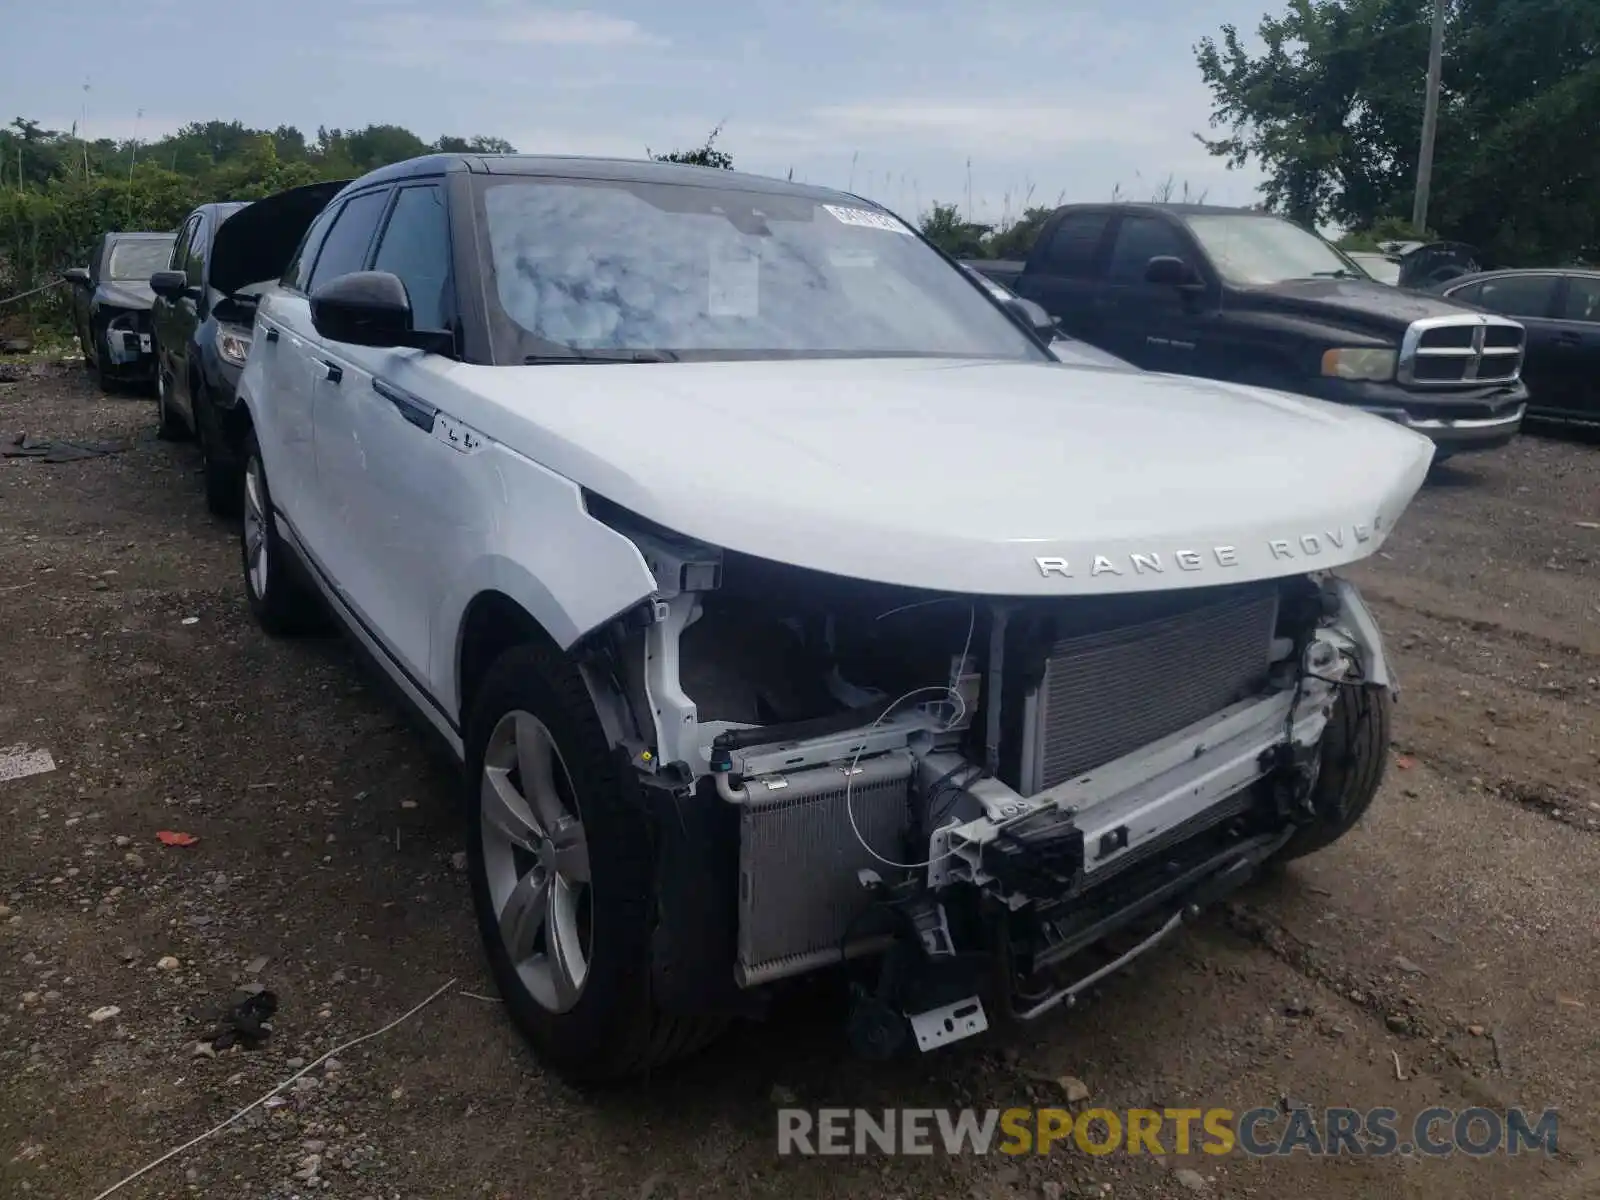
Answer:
[1548,274,1600,418]
[1451,272,1564,410]
[1017,210,1114,346]
[1100,213,1216,374]
[252,200,345,525]
[283,187,391,593]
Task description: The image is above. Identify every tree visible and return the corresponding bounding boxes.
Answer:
[985,206,1054,260]
[918,203,991,258]
[1195,0,1600,264]
[648,125,734,169]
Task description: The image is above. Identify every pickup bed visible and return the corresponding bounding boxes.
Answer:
[965,203,1529,458]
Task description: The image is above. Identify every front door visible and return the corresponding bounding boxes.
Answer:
[169,212,209,423]
[154,215,198,389]
[312,181,461,691]
[1464,272,1564,412]
[1549,274,1600,419]
[1100,214,1216,375]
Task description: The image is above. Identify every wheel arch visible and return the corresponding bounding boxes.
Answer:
[455,589,561,723]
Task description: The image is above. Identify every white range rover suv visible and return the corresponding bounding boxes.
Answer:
[237,154,1433,1082]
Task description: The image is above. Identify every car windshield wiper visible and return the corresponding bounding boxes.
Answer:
[522,348,679,364]
[1309,269,1362,279]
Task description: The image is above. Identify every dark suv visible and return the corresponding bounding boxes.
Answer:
[150,181,345,514]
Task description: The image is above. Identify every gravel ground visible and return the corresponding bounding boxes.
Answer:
[2,359,1597,1200]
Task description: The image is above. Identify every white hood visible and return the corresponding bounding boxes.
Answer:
[454,357,1434,596]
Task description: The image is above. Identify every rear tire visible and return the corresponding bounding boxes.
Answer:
[240,432,322,636]
[464,642,726,1083]
[1276,685,1392,861]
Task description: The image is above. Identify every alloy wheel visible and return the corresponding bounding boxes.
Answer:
[480,710,592,1014]
[242,457,269,599]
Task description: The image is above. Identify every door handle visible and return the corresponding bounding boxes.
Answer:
[322,361,343,384]
[374,378,438,433]
[264,327,279,343]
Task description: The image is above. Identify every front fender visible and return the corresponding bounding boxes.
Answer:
[431,452,658,717]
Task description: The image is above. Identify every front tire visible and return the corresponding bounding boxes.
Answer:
[1277,685,1392,861]
[154,355,187,441]
[465,642,725,1082]
[240,432,321,636]
[196,384,242,517]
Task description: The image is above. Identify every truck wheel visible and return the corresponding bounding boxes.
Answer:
[464,641,725,1083]
[1276,685,1392,861]
[240,432,322,636]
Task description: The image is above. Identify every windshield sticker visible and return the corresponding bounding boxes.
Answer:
[822,204,914,234]
[708,242,761,317]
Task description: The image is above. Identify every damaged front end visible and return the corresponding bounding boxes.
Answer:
[577,496,1394,1059]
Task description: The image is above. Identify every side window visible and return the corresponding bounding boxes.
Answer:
[1475,274,1558,319]
[183,215,209,287]
[371,184,453,331]
[282,204,340,292]
[1038,213,1110,279]
[1107,217,1195,284]
[306,190,391,294]
[1559,275,1600,323]
[169,216,199,273]
[1444,281,1482,305]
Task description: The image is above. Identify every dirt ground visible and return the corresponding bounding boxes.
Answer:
[1,358,1597,1200]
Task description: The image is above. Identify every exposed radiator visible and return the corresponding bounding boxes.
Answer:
[735,750,912,987]
[1018,591,1279,795]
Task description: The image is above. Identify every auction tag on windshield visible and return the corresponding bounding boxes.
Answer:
[708,242,760,317]
[823,204,914,234]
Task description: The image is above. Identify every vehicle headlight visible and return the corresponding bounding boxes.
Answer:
[1320,347,1396,381]
[215,325,253,368]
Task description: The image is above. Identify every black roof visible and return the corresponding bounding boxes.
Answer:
[334,153,872,207]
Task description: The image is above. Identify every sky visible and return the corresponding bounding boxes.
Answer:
[2,0,1271,225]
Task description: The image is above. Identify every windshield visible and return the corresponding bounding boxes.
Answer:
[1350,254,1402,286]
[476,177,1047,363]
[107,239,175,282]
[1183,214,1364,285]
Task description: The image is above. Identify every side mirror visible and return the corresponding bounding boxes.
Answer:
[1002,295,1057,334]
[150,270,191,299]
[1144,256,1202,288]
[310,271,414,348]
[310,271,452,352]
[61,267,90,286]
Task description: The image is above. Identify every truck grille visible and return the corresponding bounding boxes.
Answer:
[1398,315,1524,388]
[1019,591,1279,795]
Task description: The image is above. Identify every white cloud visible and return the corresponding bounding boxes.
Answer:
[810,99,1178,154]
[350,5,663,64]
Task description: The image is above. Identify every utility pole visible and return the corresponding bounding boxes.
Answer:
[1411,0,1447,232]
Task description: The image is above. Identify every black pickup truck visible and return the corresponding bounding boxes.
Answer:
[966,203,1529,458]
